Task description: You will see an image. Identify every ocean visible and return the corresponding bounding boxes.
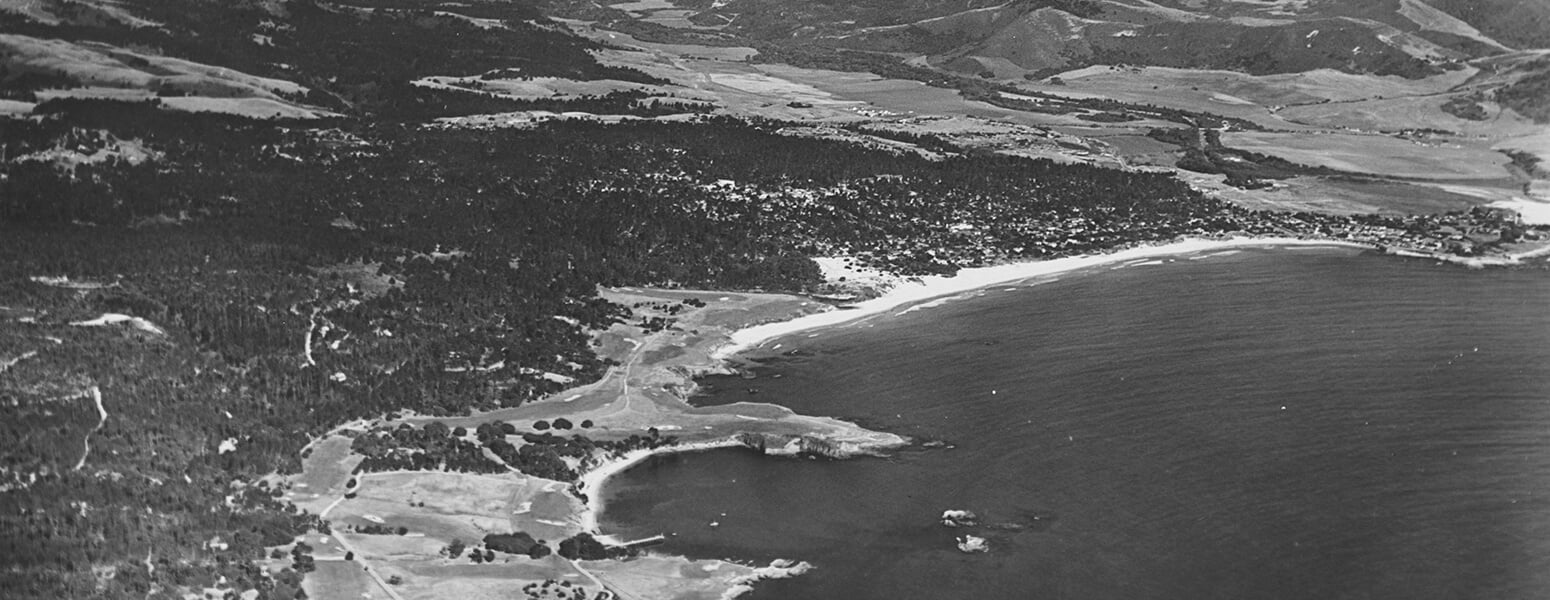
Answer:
[600,247,1550,600]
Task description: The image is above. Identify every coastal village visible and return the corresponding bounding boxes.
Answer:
[689,175,1550,276]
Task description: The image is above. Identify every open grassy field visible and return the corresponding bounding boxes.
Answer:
[1494,129,1550,169]
[1222,131,1511,180]
[1039,65,1496,133]
[1276,94,1538,137]
[328,470,576,551]
[1088,133,1183,167]
[284,435,361,515]
[304,559,385,600]
[3,33,335,119]
[373,556,590,600]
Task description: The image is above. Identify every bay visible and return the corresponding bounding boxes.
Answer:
[603,248,1550,600]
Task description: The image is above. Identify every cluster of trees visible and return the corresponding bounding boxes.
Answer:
[348,417,691,486]
[843,124,962,155]
[556,533,632,561]
[353,524,411,535]
[1495,65,1550,124]
[522,578,599,600]
[1145,126,1338,188]
[483,532,552,559]
[1441,94,1490,121]
[352,423,507,473]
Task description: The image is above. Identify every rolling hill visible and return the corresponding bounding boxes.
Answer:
[660,0,1544,79]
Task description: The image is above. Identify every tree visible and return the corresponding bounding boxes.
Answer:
[483,532,538,554]
[444,539,465,559]
[557,533,614,560]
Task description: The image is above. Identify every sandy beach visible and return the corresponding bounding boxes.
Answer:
[577,438,744,541]
[717,236,1373,359]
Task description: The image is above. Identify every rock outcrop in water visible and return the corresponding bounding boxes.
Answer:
[956,535,989,554]
[941,510,979,528]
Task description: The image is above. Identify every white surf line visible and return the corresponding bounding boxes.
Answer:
[716,237,1371,359]
[72,386,106,472]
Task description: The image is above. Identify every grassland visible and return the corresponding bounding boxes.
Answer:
[1222,131,1511,180]
[1,33,337,119]
[304,559,385,600]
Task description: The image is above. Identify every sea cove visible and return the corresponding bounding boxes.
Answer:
[603,248,1550,600]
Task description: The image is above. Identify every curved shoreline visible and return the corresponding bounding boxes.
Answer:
[580,236,1371,544]
[577,438,744,542]
[716,236,1372,360]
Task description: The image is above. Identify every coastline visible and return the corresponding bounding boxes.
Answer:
[577,438,745,542]
[577,236,1369,543]
[294,233,1528,600]
[717,236,1373,359]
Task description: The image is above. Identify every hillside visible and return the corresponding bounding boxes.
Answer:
[1,0,666,120]
[590,0,1543,81]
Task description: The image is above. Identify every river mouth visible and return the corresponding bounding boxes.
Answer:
[602,248,1550,600]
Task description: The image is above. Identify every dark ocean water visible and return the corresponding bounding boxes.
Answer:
[601,248,1550,600]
